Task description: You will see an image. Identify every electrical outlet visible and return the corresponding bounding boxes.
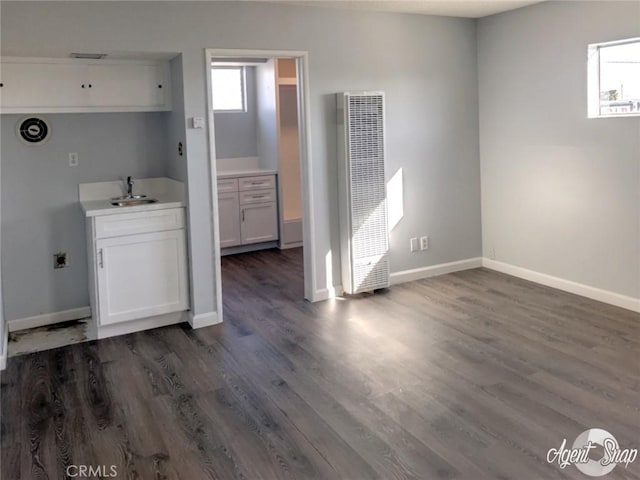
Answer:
[420,236,429,251]
[54,252,68,269]
[410,237,419,252]
[69,152,78,167]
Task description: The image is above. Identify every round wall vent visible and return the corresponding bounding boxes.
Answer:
[16,117,51,145]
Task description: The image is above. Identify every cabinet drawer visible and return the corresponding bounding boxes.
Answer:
[217,178,238,193]
[95,208,185,239]
[239,189,276,205]
[239,175,275,191]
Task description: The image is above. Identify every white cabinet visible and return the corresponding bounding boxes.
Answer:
[217,174,279,251]
[218,192,241,248]
[0,62,87,108]
[0,57,171,113]
[87,63,166,108]
[87,207,189,333]
[241,202,278,244]
[96,230,189,325]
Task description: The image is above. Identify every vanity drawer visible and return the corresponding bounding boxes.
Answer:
[239,189,276,205]
[95,208,185,239]
[239,175,275,191]
[217,178,239,193]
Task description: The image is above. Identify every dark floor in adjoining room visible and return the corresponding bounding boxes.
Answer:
[2,247,639,479]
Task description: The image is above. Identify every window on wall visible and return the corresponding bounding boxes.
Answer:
[588,38,640,118]
[211,66,246,112]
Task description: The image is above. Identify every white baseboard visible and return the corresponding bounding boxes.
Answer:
[96,311,189,339]
[279,241,303,250]
[8,306,91,332]
[221,241,279,256]
[189,311,221,329]
[482,258,640,313]
[390,257,483,285]
[312,285,344,302]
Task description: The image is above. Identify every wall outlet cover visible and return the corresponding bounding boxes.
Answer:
[420,236,429,250]
[410,237,419,252]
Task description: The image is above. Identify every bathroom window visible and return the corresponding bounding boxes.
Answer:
[588,38,640,118]
[211,66,246,112]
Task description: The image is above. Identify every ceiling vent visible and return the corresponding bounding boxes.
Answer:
[70,53,107,60]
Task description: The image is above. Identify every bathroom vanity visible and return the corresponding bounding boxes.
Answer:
[79,177,189,339]
[217,169,279,255]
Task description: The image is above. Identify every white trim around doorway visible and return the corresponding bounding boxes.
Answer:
[204,48,318,324]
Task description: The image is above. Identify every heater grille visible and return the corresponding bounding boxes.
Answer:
[338,92,389,294]
[347,94,388,261]
[353,255,389,292]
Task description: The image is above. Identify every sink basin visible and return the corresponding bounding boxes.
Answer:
[111,194,147,201]
[111,198,158,207]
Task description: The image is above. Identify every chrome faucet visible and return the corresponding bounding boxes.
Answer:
[126,176,134,198]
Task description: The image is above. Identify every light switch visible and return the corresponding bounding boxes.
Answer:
[191,117,205,129]
[69,152,78,167]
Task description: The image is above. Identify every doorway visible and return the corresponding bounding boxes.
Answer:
[204,49,315,320]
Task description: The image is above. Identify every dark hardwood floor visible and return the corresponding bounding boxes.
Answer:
[2,247,639,479]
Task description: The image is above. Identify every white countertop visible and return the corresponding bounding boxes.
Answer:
[79,177,186,217]
[80,196,185,217]
[216,169,278,179]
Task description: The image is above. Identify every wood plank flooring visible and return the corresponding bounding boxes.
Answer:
[2,247,639,479]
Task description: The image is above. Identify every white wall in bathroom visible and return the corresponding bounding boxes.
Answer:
[213,66,259,160]
[256,59,279,172]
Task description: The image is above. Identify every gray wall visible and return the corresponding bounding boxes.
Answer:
[256,60,279,171]
[1,113,168,320]
[478,1,640,299]
[213,66,258,159]
[165,55,187,182]
[0,147,3,358]
[1,1,483,311]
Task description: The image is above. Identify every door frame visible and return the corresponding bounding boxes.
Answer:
[204,48,316,321]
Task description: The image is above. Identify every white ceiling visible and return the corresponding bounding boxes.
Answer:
[276,0,546,18]
[8,0,546,19]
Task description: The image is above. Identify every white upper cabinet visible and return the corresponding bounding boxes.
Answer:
[0,62,88,109]
[0,57,172,113]
[87,63,167,108]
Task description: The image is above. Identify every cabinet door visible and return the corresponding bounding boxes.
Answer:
[96,230,189,325]
[88,63,167,108]
[218,192,241,248]
[241,202,278,244]
[0,62,87,108]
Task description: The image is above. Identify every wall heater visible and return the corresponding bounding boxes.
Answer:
[337,92,390,294]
